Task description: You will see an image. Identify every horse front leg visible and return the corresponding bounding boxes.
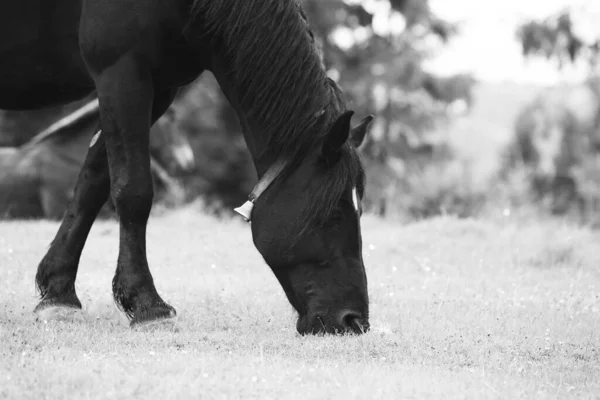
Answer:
[93,57,176,327]
[34,93,178,322]
[34,126,111,317]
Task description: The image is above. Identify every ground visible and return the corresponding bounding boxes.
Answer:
[1,207,599,399]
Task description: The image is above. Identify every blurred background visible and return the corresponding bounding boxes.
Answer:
[2,0,600,227]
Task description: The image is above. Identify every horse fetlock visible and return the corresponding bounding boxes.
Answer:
[112,273,170,314]
[129,298,177,329]
[35,267,77,298]
[112,281,175,326]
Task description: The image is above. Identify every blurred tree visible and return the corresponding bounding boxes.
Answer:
[302,0,475,216]
[516,9,600,69]
[508,10,600,224]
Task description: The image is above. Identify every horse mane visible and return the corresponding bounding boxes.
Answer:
[191,0,365,230]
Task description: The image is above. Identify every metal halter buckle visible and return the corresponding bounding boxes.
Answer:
[233,159,286,222]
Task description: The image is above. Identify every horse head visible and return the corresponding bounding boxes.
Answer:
[246,111,374,335]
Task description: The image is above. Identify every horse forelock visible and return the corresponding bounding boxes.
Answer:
[300,145,365,234]
[191,0,364,233]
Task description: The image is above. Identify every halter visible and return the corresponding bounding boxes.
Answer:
[233,159,286,222]
[235,109,326,222]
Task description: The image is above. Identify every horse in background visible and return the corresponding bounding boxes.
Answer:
[421,72,478,116]
[0,100,195,219]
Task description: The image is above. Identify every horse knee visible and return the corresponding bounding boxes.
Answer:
[111,177,154,222]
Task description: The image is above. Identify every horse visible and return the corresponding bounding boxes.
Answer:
[0,0,374,335]
[421,73,477,115]
[0,100,194,219]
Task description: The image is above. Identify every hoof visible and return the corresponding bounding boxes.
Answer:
[130,304,177,330]
[34,295,82,322]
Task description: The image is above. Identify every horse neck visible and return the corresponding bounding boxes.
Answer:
[209,57,331,179]
[190,1,334,178]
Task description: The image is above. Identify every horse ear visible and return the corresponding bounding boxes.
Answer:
[322,110,354,158]
[350,115,374,148]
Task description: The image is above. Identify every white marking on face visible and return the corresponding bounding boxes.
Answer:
[352,187,360,212]
[89,130,101,148]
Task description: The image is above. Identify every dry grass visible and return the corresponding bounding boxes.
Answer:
[1,208,599,399]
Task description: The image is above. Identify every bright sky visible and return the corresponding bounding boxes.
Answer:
[347,0,600,85]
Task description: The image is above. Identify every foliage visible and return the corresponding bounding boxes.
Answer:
[496,95,600,227]
[516,9,600,69]
[301,0,480,220]
[508,10,600,227]
[361,139,486,220]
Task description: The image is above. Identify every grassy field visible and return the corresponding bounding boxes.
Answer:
[1,208,599,399]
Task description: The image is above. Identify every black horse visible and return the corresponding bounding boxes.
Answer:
[0,0,373,335]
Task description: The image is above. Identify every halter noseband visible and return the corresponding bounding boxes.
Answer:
[234,159,286,222]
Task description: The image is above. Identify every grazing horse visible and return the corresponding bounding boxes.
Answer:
[421,73,477,115]
[0,0,373,335]
[0,100,194,219]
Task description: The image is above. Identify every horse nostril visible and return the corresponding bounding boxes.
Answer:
[338,310,368,333]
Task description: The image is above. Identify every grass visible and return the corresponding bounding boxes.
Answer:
[1,207,599,399]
